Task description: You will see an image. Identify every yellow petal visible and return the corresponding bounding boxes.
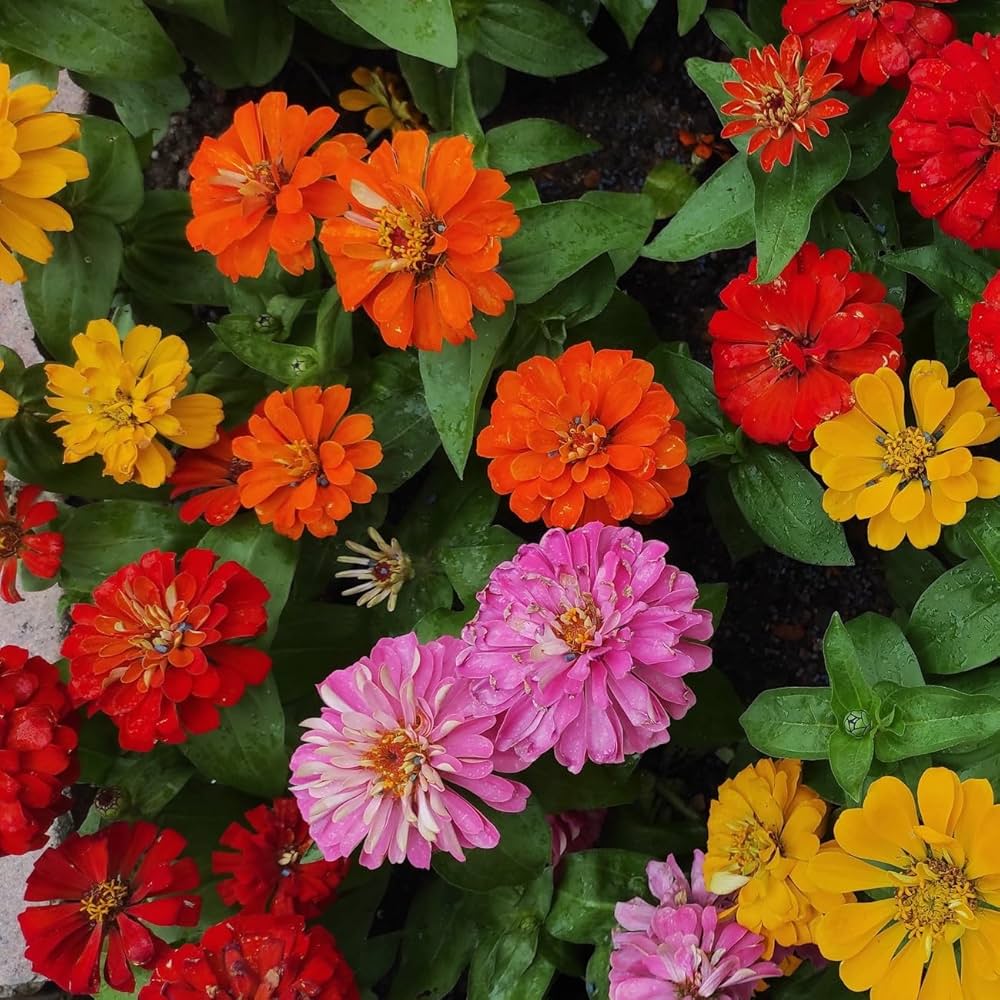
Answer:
[823,487,859,522]
[929,483,965,526]
[868,507,907,550]
[918,943,961,1000]
[855,369,904,433]
[824,455,887,492]
[841,922,908,992]
[7,83,56,121]
[938,472,978,503]
[122,325,163,373]
[0,202,52,262]
[906,500,942,549]
[12,112,78,153]
[966,807,1000,880]
[962,931,1000,1000]
[937,411,987,450]
[814,405,885,457]
[811,445,834,475]
[0,157,67,198]
[890,478,926,523]
[0,242,24,282]
[972,457,1000,499]
[0,187,72,232]
[339,88,377,112]
[872,937,925,1000]
[863,777,926,860]
[809,849,897,892]
[0,387,18,419]
[163,393,223,448]
[855,471,902,518]
[133,438,173,488]
[910,359,954,433]
[365,106,395,131]
[834,807,912,867]
[815,899,897,960]
[925,453,953,481]
[946,448,973,476]
[917,767,963,836]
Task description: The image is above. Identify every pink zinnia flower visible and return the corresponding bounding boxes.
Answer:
[611,853,781,1000]
[289,633,530,870]
[458,523,714,774]
[548,809,607,867]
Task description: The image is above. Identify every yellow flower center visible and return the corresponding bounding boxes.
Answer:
[559,415,607,464]
[880,426,937,483]
[79,876,130,924]
[101,389,138,427]
[555,599,601,655]
[894,858,977,944]
[726,819,778,876]
[375,206,441,272]
[0,518,22,559]
[363,728,428,798]
[752,82,815,135]
[281,439,322,484]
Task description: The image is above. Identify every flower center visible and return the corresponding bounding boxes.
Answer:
[559,415,607,464]
[843,0,886,15]
[880,426,937,483]
[281,439,321,483]
[972,95,1000,147]
[752,82,813,135]
[79,876,130,924]
[363,728,429,798]
[0,518,22,559]
[101,389,138,427]
[726,819,778,877]
[375,206,442,272]
[555,599,601,655]
[894,858,977,943]
[275,836,312,874]
[767,331,809,373]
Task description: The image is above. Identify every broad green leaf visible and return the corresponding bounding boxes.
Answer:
[398,53,454,130]
[545,849,650,944]
[73,74,189,139]
[96,970,152,998]
[707,466,763,561]
[438,524,521,606]
[648,344,726,435]
[0,0,182,80]
[697,581,729,628]
[586,941,612,1000]
[841,87,905,181]
[319,865,392,973]
[99,744,194,817]
[882,544,945,614]
[414,608,474,642]
[746,0,784,41]
[751,128,852,283]
[211,314,319,385]
[824,612,877,718]
[451,58,485,155]
[946,499,1000,582]
[486,118,598,174]
[642,160,699,220]
[678,0,709,34]
[740,688,836,759]
[420,308,514,476]
[22,214,121,361]
[288,0,383,46]
[433,796,551,892]
[934,304,967,373]
[147,0,229,33]
[875,683,1000,761]
[671,668,744,750]
[332,0,457,67]
[828,729,874,803]
[642,155,754,261]
[63,117,143,223]
[844,613,923,688]
[523,756,642,813]
[907,557,1000,674]
[729,443,854,566]
[476,0,606,76]
[685,59,744,149]
[314,287,354,377]
[602,0,657,45]
[884,238,994,320]
[225,0,294,85]
[705,9,764,54]
[953,0,1000,36]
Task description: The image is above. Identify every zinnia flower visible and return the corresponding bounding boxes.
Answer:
[233,386,382,540]
[168,423,249,526]
[0,644,78,856]
[782,0,955,94]
[0,358,18,418]
[63,548,272,752]
[0,469,63,604]
[139,914,358,1000]
[290,632,530,870]
[477,343,690,529]
[338,66,426,133]
[335,525,412,611]
[890,34,1000,249]
[44,320,224,488]
[18,821,201,995]
[611,852,782,1000]
[721,34,849,172]
[703,758,837,957]
[548,809,607,867]
[709,243,904,450]
[970,272,1000,410]
[318,130,519,351]
[808,768,1000,999]
[457,522,714,774]
[186,91,366,281]
[0,62,89,284]
[811,362,1000,550]
[211,797,349,918]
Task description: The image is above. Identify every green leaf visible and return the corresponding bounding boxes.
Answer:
[705,9,764,54]
[828,728,874,803]
[319,865,392,976]
[648,344,726,435]
[750,128,852,283]
[545,849,650,944]
[697,582,728,628]
[740,687,836,759]
[882,544,945,614]
[883,238,994,320]
[729,443,854,566]
[96,970,152,999]
[486,118,598,174]
[439,524,521,606]
[685,58,743,146]
[211,313,319,385]
[671,668,744,750]
[146,0,229,33]
[844,613,923,688]
[951,500,1000,581]
[451,57,485,155]
[72,74,189,139]
[677,0,709,34]
[841,87,905,181]
[523,756,642,813]
[62,115,143,224]
[602,0,657,45]
[288,0,383,46]
[398,53,454,130]
[420,309,513,476]
[225,0,294,85]
[332,0,457,67]
[579,191,655,276]
[433,796,551,892]
[22,214,122,361]
[642,160,699,220]
[707,466,763,561]
[60,501,204,593]
[875,683,1000,761]
[476,0,606,76]
[0,0,182,79]
[824,612,877,718]
[100,744,194,817]
[414,607,474,642]
[642,154,754,261]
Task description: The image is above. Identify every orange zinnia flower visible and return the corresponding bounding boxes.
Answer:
[477,343,690,529]
[233,386,382,540]
[318,130,520,351]
[168,424,249,527]
[721,34,849,172]
[186,92,367,281]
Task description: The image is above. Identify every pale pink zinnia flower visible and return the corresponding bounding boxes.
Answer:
[457,523,714,774]
[289,633,530,870]
[611,853,781,1000]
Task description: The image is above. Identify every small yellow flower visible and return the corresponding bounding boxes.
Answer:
[335,527,412,612]
[808,768,1000,1000]
[0,62,89,284]
[703,758,841,956]
[811,362,1000,550]
[338,67,426,133]
[44,320,223,488]
[0,359,18,419]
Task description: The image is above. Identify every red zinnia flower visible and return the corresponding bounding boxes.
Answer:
[63,548,271,752]
[709,243,904,450]
[0,645,78,856]
[0,469,63,604]
[139,914,359,1000]
[18,821,201,995]
[782,0,955,94]
[721,34,849,171]
[970,272,1000,409]
[212,798,349,918]
[890,34,1000,249]
[168,424,249,527]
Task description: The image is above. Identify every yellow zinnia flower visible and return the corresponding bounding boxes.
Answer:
[0,359,18,419]
[338,66,426,133]
[811,361,1000,550]
[703,758,842,956]
[809,768,1000,1000]
[0,62,89,283]
[45,320,223,488]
